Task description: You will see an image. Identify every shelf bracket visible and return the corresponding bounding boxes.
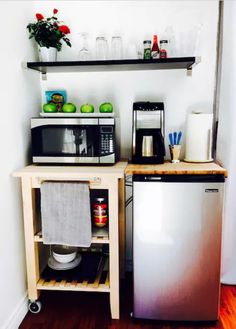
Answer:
[41,72,47,81]
[186,56,201,76]
[187,68,192,77]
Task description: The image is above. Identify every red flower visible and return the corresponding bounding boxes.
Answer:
[53,8,58,14]
[35,13,44,21]
[58,25,70,34]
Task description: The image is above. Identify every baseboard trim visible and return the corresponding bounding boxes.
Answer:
[3,293,28,329]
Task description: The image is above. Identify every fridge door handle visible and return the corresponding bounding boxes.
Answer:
[208,128,212,160]
[144,176,162,181]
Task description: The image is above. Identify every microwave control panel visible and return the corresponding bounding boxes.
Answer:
[100,126,115,155]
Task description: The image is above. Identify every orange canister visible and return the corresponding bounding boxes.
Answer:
[93,198,108,227]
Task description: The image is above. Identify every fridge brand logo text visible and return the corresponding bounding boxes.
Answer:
[205,189,219,193]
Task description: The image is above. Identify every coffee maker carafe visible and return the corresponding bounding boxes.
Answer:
[132,102,165,164]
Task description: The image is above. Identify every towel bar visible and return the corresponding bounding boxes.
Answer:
[32,177,101,188]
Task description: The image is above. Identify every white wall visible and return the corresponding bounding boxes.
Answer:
[0,2,41,328]
[0,2,220,326]
[34,0,219,160]
[217,2,236,284]
[34,0,219,269]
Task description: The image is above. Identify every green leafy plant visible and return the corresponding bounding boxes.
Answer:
[27,8,71,51]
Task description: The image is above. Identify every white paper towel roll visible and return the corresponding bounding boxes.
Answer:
[185,113,213,162]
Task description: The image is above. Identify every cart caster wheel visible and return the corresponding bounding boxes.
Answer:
[28,300,42,314]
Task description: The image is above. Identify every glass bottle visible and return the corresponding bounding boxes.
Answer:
[151,35,160,59]
[160,40,169,58]
[143,40,151,60]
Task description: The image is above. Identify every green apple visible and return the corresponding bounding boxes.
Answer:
[80,104,94,113]
[99,102,113,113]
[43,103,57,113]
[62,103,76,113]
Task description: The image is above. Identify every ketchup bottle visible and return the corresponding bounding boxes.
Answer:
[151,35,160,59]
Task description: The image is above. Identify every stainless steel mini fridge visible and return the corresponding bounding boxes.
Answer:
[133,174,225,321]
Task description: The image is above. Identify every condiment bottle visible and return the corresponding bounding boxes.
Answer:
[143,40,151,60]
[160,40,169,58]
[93,197,108,227]
[151,35,160,59]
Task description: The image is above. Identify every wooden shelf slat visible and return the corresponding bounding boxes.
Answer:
[82,280,88,287]
[34,229,109,244]
[37,283,110,292]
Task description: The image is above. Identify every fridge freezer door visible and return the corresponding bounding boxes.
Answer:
[133,180,224,321]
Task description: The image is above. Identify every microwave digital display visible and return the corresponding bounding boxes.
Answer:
[101,126,113,133]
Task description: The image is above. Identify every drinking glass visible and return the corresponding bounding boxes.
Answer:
[96,36,108,60]
[78,32,90,60]
[111,36,123,60]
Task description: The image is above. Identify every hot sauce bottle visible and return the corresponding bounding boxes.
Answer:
[160,40,169,58]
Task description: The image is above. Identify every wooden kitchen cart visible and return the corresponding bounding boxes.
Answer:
[13,161,127,319]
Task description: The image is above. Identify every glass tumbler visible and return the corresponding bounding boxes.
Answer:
[111,36,123,60]
[96,36,108,60]
[78,32,90,60]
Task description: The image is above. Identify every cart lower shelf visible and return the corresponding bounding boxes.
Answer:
[37,252,110,293]
[37,278,110,292]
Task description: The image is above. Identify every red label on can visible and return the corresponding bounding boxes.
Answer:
[93,201,108,227]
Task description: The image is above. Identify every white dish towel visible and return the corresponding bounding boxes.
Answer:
[40,182,91,247]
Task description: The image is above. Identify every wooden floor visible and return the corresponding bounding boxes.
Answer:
[20,278,236,329]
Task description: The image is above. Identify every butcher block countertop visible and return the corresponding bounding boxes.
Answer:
[13,161,128,178]
[125,161,227,177]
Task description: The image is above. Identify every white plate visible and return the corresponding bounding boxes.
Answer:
[184,158,213,163]
[48,254,82,271]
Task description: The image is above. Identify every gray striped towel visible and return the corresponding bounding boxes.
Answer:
[40,182,91,247]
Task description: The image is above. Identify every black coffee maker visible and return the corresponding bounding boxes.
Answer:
[132,102,165,164]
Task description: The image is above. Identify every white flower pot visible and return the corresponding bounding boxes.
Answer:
[39,47,57,62]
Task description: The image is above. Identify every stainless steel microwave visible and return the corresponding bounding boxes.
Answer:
[31,117,116,164]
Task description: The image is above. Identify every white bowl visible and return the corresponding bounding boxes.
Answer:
[52,246,77,264]
[48,254,82,270]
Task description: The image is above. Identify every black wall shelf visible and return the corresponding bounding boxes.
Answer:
[26,57,201,75]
